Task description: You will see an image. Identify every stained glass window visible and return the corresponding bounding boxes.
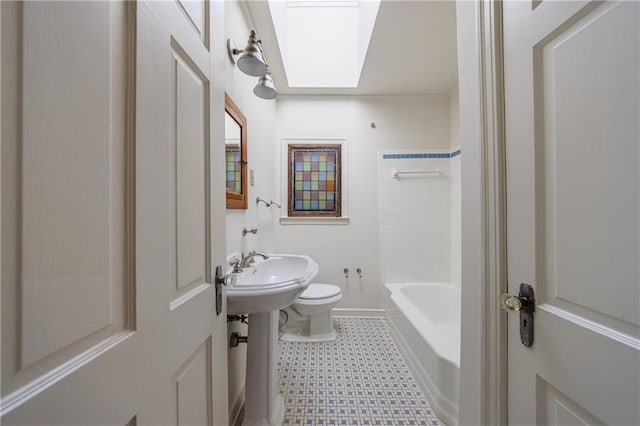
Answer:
[288,144,341,217]
[226,145,242,193]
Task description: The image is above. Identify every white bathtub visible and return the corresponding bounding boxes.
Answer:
[385,282,460,425]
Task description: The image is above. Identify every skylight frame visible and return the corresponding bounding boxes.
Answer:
[269,0,380,89]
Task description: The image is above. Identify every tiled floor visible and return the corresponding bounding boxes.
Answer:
[277,317,443,425]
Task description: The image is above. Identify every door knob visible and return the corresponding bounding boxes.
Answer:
[215,266,226,316]
[500,290,534,313]
[500,283,535,347]
[500,294,523,312]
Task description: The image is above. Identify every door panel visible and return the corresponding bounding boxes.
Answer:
[1,0,134,403]
[536,306,638,424]
[538,378,605,426]
[504,1,640,425]
[135,1,218,424]
[19,0,127,368]
[176,0,209,46]
[1,1,222,424]
[173,338,213,426]
[537,0,639,330]
[172,40,210,301]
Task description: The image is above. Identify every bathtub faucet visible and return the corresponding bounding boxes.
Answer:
[239,251,269,268]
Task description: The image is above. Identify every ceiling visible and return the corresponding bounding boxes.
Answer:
[244,0,459,96]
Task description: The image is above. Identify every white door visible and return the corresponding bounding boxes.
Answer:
[1,1,227,424]
[503,1,640,425]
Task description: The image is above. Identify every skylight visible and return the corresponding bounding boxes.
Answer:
[268,0,381,88]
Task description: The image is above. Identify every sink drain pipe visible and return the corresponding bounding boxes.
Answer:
[278,309,289,328]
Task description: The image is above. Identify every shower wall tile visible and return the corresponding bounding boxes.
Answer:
[378,152,453,284]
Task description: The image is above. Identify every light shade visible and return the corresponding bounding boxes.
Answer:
[236,30,267,77]
[253,72,278,100]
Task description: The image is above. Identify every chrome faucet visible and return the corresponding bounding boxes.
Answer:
[239,251,269,268]
[230,256,244,273]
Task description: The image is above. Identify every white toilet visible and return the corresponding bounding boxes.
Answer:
[280,283,342,342]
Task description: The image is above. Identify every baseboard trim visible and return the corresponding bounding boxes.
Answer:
[333,308,386,318]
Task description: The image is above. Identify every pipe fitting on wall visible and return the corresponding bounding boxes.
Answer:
[227,314,248,324]
[242,227,258,236]
[229,332,248,347]
[256,197,271,207]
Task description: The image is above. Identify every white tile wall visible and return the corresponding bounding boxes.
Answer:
[378,152,454,284]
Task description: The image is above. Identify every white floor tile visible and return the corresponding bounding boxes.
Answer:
[279,318,444,425]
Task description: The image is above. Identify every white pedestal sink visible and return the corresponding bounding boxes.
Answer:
[226,254,318,426]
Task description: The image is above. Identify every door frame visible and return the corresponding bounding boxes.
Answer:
[461,0,508,424]
[480,0,508,423]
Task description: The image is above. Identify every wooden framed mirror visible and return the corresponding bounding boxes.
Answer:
[225,93,247,209]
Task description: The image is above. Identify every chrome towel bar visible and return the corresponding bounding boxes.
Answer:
[390,168,444,178]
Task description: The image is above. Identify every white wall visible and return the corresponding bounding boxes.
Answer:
[225,1,278,257]
[224,1,278,421]
[274,96,450,310]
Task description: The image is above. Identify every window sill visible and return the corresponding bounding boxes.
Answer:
[279,216,350,225]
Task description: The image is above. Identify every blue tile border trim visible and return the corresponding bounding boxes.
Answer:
[383,153,449,159]
[383,149,461,160]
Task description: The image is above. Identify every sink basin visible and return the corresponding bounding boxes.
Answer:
[226,254,318,424]
[226,254,319,314]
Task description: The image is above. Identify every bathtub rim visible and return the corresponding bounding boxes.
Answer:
[385,282,461,367]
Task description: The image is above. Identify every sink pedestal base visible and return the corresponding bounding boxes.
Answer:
[244,311,284,426]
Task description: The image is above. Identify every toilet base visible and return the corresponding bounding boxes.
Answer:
[280,328,338,343]
[279,307,339,343]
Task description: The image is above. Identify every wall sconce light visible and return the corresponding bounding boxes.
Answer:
[227,30,267,77]
[227,30,278,100]
[253,68,277,100]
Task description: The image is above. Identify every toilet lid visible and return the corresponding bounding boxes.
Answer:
[298,283,341,300]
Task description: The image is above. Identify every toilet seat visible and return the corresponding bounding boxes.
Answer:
[298,283,341,300]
